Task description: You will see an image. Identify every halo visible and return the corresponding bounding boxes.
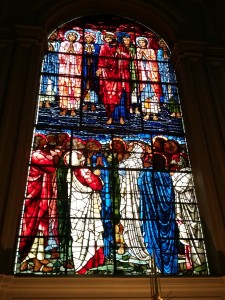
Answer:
[72,137,86,150]
[109,137,127,151]
[136,36,148,46]
[34,133,47,141]
[57,132,69,139]
[85,138,102,151]
[84,29,97,42]
[101,31,116,42]
[46,133,56,139]
[152,135,168,145]
[64,30,81,42]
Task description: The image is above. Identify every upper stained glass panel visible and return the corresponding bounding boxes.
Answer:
[14,15,209,276]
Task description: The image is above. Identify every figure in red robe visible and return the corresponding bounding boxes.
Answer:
[96,31,131,125]
[19,133,60,273]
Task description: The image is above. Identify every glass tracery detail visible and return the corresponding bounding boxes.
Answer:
[14,15,209,276]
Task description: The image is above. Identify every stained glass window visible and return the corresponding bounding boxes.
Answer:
[14,15,209,276]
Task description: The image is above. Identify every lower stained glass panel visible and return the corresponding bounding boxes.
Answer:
[14,130,208,276]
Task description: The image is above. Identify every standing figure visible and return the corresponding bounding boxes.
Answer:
[163,140,207,273]
[19,134,60,273]
[58,30,83,116]
[84,139,113,258]
[82,30,101,111]
[136,37,162,120]
[65,150,105,274]
[39,31,60,109]
[119,33,139,115]
[171,168,207,273]
[56,135,85,269]
[138,136,178,274]
[119,141,152,262]
[96,31,131,125]
[108,138,127,254]
[156,38,171,104]
[157,39,181,118]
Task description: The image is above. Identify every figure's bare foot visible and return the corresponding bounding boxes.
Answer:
[82,104,88,111]
[60,109,67,116]
[119,117,125,125]
[70,109,76,117]
[45,100,51,108]
[153,114,158,121]
[106,118,113,124]
[135,107,140,114]
[20,261,28,271]
[117,244,125,255]
[144,114,150,120]
[91,105,96,111]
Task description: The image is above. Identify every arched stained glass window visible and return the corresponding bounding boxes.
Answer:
[14,15,209,276]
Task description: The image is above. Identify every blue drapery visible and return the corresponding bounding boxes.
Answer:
[92,154,113,257]
[138,168,178,274]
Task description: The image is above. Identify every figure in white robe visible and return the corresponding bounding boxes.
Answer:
[172,168,207,273]
[64,150,105,274]
[119,142,151,262]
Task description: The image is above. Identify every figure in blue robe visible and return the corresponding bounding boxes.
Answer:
[92,153,113,258]
[82,30,101,110]
[138,153,178,274]
[40,32,60,106]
